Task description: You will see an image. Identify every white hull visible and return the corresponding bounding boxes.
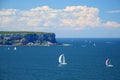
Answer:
[60,62,67,65]
[106,64,113,67]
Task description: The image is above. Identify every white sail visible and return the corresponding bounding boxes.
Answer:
[59,54,63,64]
[14,47,17,50]
[58,54,67,65]
[93,43,96,46]
[63,54,66,63]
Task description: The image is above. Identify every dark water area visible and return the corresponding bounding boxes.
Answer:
[0,38,120,80]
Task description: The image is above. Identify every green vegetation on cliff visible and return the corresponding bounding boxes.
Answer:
[0,31,53,34]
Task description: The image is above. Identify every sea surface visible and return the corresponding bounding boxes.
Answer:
[0,38,120,80]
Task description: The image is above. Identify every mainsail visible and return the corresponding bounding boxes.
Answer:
[105,58,113,67]
[105,59,109,66]
[58,54,67,65]
[93,43,96,46]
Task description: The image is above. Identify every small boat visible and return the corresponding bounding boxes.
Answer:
[105,58,113,67]
[93,43,96,46]
[8,47,10,50]
[62,44,71,46]
[14,47,17,50]
[58,54,67,65]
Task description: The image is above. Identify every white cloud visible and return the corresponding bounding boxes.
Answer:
[104,21,120,27]
[30,6,53,11]
[0,6,120,31]
[106,10,120,13]
[0,16,16,27]
[0,9,17,16]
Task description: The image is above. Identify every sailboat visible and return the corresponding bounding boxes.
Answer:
[105,58,113,67]
[8,47,10,50]
[93,43,96,46]
[58,54,67,65]
[14,47,17,50]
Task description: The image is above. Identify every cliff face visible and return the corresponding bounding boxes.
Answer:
[0,32,57,46]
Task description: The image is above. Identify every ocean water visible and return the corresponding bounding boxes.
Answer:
[0,38,120,80]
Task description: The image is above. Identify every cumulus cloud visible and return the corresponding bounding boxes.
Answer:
[61,6,101,29]
[0,9,17,16]
[0,6,120,31]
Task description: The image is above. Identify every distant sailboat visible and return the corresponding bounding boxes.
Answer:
[105,58,113,67]
[59,54,67,65]
[93,43,96,46]
[8,47,10,50]
[14,47,17,50]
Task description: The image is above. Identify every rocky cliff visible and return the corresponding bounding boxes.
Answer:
[0,31,57,46]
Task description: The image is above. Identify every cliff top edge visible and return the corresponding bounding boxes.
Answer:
[0,31,54,34]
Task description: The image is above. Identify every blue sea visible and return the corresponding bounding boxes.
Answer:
[0,38,120,80]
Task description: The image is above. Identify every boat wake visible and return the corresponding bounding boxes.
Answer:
[62,44,72,46]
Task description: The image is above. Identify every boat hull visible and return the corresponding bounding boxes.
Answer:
[106,64,113,67]
[60,63,67,65]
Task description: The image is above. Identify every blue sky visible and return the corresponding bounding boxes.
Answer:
[0,0,120,38]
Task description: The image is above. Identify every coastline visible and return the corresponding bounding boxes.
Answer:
[0,31,57,46]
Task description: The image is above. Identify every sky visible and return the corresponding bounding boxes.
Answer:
[0,0,120,38]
